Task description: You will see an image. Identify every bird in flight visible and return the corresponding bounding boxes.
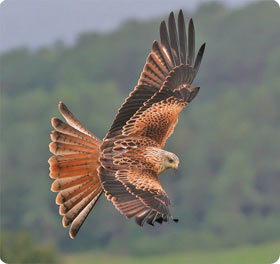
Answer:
[49,10,205,239]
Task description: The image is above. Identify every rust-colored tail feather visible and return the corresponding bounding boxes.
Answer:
[49,102,103,239]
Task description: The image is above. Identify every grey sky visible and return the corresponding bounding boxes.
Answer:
[0,0,259,53]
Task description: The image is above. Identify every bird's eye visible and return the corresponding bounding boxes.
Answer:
[168,158,173,163]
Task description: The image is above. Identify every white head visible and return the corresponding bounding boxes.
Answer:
[161,150,179,173]
[145,147,180,174]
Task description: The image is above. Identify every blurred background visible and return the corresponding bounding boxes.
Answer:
[1,0,280,263]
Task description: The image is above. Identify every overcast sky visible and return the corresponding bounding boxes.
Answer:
[0,0,261,53]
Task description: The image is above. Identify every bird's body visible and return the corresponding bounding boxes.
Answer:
[49,10,205,239]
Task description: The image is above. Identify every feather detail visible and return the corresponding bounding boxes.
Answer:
[49,102,103,238]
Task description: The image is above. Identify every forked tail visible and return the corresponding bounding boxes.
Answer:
[49,102,103,239]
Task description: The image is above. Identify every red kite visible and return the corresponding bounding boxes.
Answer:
[49,10,205,238]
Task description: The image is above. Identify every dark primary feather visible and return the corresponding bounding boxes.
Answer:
[178,10,187,64]
[168,12,180,65]
[160,20,176,66]
[193,43,206,75]
[187,19,195,65]
[105,10,205,142]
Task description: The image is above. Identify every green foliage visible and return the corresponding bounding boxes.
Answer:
[63,241,280,264]
[1,0,280,256]
[0,231,59,263]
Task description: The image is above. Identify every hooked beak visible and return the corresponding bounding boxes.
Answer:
[171,163,178,170]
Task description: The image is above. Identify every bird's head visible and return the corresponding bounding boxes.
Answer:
[162,151,179,172]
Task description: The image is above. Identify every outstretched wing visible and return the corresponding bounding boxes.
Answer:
[99,136,171,225]
[105,10,205,141]
[100,11,205,225]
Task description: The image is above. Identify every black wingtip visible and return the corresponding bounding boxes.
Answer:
[187,18,195,66]
[200,42,206,51]
[169,11,175,20]
[156,217,163,224]
[199,43,206,58]
[189,18,194,26]
[189,19,194,36]
[178,9,184,22]
[193,43,206,75]
[168,10,180,65]
[188,18,195,36]
[160,20,166,32]
[159,20,167,43]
